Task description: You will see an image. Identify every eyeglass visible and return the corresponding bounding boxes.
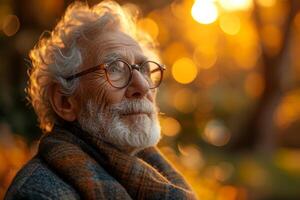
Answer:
[65,58,166,89]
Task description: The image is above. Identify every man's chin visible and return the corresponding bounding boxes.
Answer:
[120,113,151,123]
[111,118,161,149]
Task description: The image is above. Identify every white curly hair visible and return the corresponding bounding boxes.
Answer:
[27,0,158,132]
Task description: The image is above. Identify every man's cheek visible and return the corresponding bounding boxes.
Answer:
[90,86,110,112]
[105,88,127,105]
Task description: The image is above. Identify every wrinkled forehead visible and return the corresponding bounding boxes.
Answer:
[80,31,147,68]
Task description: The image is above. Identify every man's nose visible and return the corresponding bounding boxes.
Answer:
[125,69,149,99]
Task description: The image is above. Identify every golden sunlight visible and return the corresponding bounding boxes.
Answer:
[172,57,198,84]
[173,88,196,113]
[244,72,265,99]
[193,46,218,69]
[256,0,277,7]
[219,14,241,35]
[137,18,159,40]
[160,117,181,136]
[219,0,253,11]
[191,0,219,25]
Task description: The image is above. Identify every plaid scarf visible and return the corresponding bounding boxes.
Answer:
[38,122,197,200]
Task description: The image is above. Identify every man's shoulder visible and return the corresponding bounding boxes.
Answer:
[5,156,80,200]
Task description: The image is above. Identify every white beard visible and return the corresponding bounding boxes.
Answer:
[78,98,161,153]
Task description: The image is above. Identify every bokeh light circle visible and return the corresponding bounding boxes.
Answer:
[172,57,198,84]
[2,15,20,36]
[191,0,218,25]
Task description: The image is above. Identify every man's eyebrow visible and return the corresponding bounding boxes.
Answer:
[102,53,123,63]
[103,52,149,64]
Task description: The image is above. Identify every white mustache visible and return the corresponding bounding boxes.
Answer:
[110,99,155,115]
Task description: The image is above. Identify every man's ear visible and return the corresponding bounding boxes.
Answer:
[49,84,79,122]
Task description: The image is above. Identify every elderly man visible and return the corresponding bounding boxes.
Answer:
[5,1,197,199]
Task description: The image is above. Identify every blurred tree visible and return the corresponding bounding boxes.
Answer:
[231,0,300,153]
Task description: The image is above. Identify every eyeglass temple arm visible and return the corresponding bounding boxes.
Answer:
[150,64,166,73]
[65,64,105,81]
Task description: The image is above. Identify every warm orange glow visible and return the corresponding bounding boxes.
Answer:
[233,47,260,70]
[275,103,297,129]
[294,12,300,30]
[219,0,253,11]
[1,0,300,199]
[193,46,218,69]
[257,0,277,7]
[148,12,169,44]
[202,120,231,146]
[191,0,219,25]
[173,88,196,113]
[187,25,219,48]
[261,25,282,56]
[137,18,159,39]
[217,185,238,200]
[178,144,205,170]
[2,15,20,36]
[219,14,241,35]
[171,0,192,21]
[0,131,37,199]
[197,71,220,88]
[163,42,189,65]
[123,3,140,17]
[244,73,265,98]
[172,57,198,84]
[206,165,226,181]
[160,117,181,136]
[233,21,261,69]
[274,91,300,129]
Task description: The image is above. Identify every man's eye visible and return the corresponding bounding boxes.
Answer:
[108,63,123,73]
[110,66,119,72]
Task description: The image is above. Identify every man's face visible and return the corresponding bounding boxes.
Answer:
[76,31,161,152]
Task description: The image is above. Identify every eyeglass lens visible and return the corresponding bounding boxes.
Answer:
[106,60,162,89]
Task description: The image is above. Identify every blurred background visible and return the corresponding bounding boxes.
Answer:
[1,0,300,199]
